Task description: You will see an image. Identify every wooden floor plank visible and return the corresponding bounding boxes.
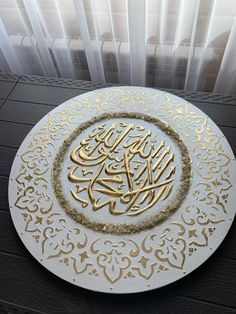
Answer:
[0,100,54,125]
[0,146,17,176]
[0,176,8,210]
[219,126,236,152]
[172,255,236,308]
[0,81,17,99]
[216,221,236,259]
[0,121,32,148]
[0,299,46,314]
[0,212,28,257]
[8,83,88,106]
[0,251,234,314]
[192,101,236,128]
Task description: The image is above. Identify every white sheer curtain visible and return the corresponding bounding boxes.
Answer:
[0,0,236,94]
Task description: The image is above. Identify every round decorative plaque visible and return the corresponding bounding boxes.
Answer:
[9,87,236,293]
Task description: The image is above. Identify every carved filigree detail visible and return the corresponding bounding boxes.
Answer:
[12,88,233,285]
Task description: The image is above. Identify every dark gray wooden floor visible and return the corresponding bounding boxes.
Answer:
[0,73,236,314]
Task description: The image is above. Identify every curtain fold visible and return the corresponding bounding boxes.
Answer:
[0,0,236,94]
[23,0,58,76]
[214,17,236,94]
[128,0,146,86]
[0,18,23,74]
[74,0,105,82]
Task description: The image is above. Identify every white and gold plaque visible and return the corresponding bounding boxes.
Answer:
[9,87,236,293]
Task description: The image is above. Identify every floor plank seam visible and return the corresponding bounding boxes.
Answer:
[194,101,236,107]
[0,298,47,314]
[218,255,236,262]
[17,81,95,90]
[4,99,57,108]
[0,144,19,150]
[0,119,35,127]
[0,174,9,180]
[0,208,11,215]
[176,293,236,310]
[0,173,10,179]
[0,76,21,110]
[6,98,60,106]
[0,248,29,259]
[0,145,19,150]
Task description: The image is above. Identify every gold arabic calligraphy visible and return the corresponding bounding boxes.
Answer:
[68,119,176,216]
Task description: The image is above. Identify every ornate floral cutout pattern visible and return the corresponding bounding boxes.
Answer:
[12,88,234,287]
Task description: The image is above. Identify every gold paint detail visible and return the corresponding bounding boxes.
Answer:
[52,112,192,234]
[13,88,233,285]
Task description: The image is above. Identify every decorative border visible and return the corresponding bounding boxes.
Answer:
[18,74,236,105]
[10,87,234,290]
[0,72,19,82]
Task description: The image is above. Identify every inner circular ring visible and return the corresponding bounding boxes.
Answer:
[52,112,192,234]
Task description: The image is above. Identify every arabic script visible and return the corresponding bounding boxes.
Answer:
[68,120,175,216]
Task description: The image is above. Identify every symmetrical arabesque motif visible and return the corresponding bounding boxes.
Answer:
[14,89,233,284]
